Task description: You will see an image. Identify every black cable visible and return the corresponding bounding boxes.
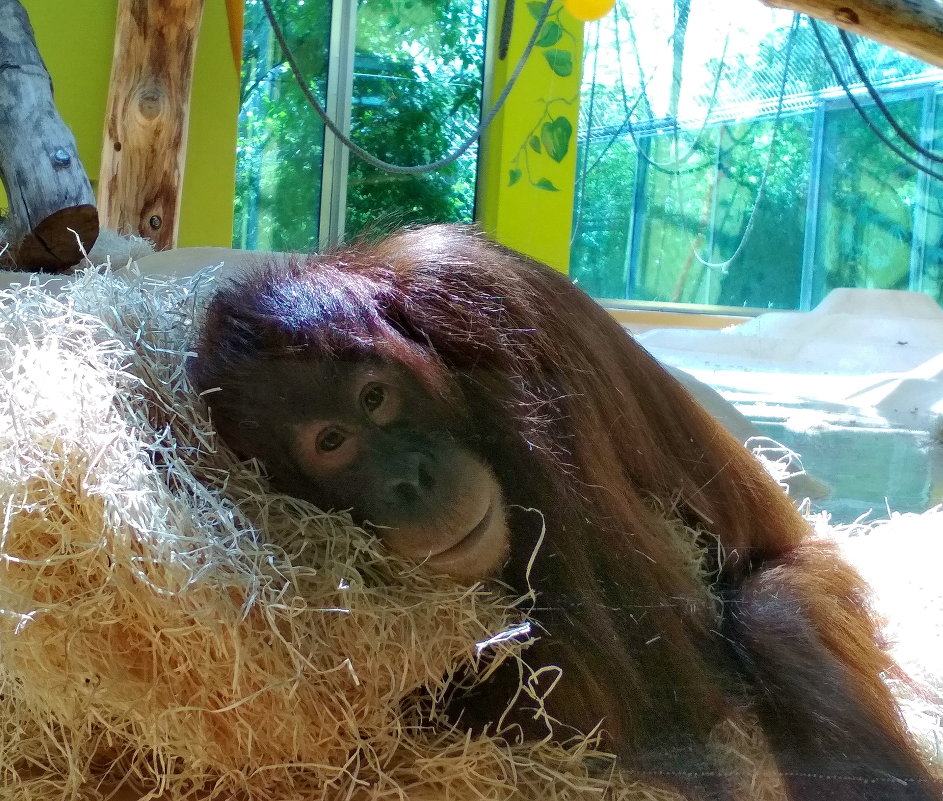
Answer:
[810,17,943,183]
[838,28,943,165]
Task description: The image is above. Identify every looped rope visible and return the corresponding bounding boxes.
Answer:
[259,0,555,175]
[690,15,800,272]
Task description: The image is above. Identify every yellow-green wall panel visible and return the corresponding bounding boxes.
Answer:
[477,0,583,273]
[179,1,239,248]
[20,0,115,183]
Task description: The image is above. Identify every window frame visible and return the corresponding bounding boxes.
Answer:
[319,0,357,249]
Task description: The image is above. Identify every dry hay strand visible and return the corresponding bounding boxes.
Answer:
[0,263,934,800]
[0,265,713,801]
[811,506,943,773]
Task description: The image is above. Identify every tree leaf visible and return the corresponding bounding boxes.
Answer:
[535,178,559,191]
[541,117,572,163]
[529,135,542,153]
[509,168,522,186]
[536,21,563,48]
[527,2,547,20]
[543,48,573,77]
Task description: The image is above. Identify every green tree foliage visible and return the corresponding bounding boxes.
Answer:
[572,9,943,310]
[346,0,485,238]
[235,0,330,252]
[235,0,485,250]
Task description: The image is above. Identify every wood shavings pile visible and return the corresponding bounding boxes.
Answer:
[0,266,701,800]
[822,508,943,772]
[0,263,935,800]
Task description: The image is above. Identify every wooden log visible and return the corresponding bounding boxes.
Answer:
[98,0,205,250]
[758,0,943,69]
[0,0,99,272]
[225,0,245,72]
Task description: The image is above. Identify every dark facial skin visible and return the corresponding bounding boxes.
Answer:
[266,362,510,581]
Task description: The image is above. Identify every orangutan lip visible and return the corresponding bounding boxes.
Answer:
[430,500,495,560]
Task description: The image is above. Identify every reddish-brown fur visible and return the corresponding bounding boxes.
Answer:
[191,225,938,800]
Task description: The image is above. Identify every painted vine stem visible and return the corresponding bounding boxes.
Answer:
[509,1,577,191]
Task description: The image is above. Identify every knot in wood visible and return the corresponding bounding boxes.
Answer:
[135,82,166,121]
[834,7,860,26]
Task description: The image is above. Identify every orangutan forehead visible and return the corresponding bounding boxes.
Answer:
[252,358,426,415]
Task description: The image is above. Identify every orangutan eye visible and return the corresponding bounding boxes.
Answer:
[317,428,346,452]
[361,384,386,414]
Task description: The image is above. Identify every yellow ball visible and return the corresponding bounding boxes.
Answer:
[563,0,616,22]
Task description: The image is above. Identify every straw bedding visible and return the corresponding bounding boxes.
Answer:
[0,263,936,800]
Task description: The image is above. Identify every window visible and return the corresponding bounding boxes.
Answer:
[572,2,943,311]
[812,96,925,305]
[235,0,488,252]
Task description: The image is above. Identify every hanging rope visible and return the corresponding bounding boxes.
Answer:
[571,18,602,243]
[581,2,652,178]
[623,25,731,175]
[259,0,554,175]
[690,14,800,272]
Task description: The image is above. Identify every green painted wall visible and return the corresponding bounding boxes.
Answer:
[179,2,239,247]
[477,0,583,273]
[5,1,238,249]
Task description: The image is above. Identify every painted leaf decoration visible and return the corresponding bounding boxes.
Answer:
[509,168,522,186]
[536,21,563,47]
[543,49,573,77]
[541,117,572,163]
[529,135,542,153]
[535,178,559,191]
[527,1,547,20]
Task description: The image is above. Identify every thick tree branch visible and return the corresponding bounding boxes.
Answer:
[758,0,943,69]
[0,0,99,272]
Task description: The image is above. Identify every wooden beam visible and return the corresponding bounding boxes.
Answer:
[759,0,943,69]
[0,0,99,272]
[225,0,245,72]
[98,0,205,250]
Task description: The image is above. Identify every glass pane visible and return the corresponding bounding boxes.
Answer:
[572,1,943,311]
[635,131,720,304]
[918,100,943,303]
[712,116,812,309]
[571,138,638,298]
[812,98,923,306]
[346,0,487,239]
[235,0,329,251]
